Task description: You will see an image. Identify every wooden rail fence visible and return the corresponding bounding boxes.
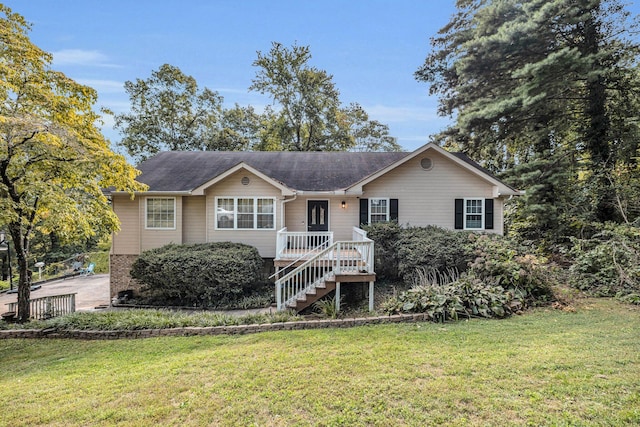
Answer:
[6,293,76,320]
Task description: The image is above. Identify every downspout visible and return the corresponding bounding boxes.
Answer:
[280,193,297,229]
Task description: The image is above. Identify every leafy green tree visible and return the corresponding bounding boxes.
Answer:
[114,64,226,162]
[250,42,399,152]
[416,0,640,234]
[343,103,401,152]
[0,5,145,321]
[207,104,262,152]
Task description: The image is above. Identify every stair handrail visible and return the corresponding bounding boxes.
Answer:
[268,237,333,280]
[276,241,340,310]
[275,238,374,310]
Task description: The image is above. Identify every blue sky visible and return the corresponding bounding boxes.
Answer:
[10,0,458,152]
[10,1,640,154]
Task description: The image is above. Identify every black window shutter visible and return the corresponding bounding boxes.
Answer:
[454,199,464,229]
[390,199,399,222]
[359,198,369,226]
[485,199,494,230]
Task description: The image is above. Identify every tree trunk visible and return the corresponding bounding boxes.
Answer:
[9,225,31,322]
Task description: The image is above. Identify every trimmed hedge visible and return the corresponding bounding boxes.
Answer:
[362,222,402,281]
[397,226,475,282]
[363,223,475,283]
[130,242,265,307]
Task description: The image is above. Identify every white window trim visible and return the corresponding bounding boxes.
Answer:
[214,197,276,231]
[145,197,176,230]
[369,198,390,224]
[463,198,484,230]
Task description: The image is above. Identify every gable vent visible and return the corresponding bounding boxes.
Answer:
[241,176,250,186]
[420,157,433,170]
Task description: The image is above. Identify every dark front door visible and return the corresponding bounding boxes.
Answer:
[308,200,329,232]
[307,200,329,248]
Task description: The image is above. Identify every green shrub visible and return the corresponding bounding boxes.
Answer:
[362,222,402,280]
[467,234,553,307]
[130,242,265,308]
[363,224,475,282]
[381,268,517,321]
[396,226,475,282]
[569,223,640,299]
[313,295,341,318]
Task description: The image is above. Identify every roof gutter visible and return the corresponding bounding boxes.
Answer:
[108,190,192,196]
[294,190,349,196]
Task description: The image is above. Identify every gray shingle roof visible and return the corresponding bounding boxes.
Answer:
[136,151,410,192]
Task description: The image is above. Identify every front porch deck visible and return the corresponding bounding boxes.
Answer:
[274,248,366,268]
[274,227,376,312]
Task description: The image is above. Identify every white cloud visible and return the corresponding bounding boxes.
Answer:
[52,49,119,67]
[216,87,251,95]
[77,79,124,93]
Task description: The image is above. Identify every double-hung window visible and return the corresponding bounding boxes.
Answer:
[216,197,275,230]
[464,198,483,229]
[369,198,389,224]
[146,198,176,229]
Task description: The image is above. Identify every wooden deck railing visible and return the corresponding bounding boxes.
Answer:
[7,293,76,320]
[275,233,374,311]
[275,227,334,259]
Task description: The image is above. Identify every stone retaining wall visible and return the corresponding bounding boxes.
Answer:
[0,313,427,340]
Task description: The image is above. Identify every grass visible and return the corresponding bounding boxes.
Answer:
[0,299,638,426]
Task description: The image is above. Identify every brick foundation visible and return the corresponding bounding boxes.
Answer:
[109,254,142,298]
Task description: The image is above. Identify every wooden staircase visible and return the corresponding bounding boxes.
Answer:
[275,236,376,312]
[289,276,337,312]
[286,272,377,312]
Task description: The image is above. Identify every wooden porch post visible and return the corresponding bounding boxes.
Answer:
[335,281,341,313]
[368,281,374,311]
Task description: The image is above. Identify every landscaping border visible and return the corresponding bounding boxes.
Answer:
[0,313,428,340]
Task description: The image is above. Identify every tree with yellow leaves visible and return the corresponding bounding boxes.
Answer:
[0,5,146,321]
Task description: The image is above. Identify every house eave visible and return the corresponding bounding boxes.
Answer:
[108,190,191,197]
[190,161,296,196]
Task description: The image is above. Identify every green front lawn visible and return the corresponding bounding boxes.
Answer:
[0,299,638,426]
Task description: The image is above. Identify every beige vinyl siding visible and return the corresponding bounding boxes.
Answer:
[140,196,183,251]
[111,195,141,255]
[205,170,282,257]
[182,196,206,244]
[363,151,504,234]
[284,197,360,241]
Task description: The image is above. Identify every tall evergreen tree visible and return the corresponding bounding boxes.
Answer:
[416,0,640,236]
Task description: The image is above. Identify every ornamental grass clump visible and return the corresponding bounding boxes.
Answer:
[1,309,303,331]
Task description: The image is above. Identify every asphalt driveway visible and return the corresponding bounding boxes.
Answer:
[0,274,110,313]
